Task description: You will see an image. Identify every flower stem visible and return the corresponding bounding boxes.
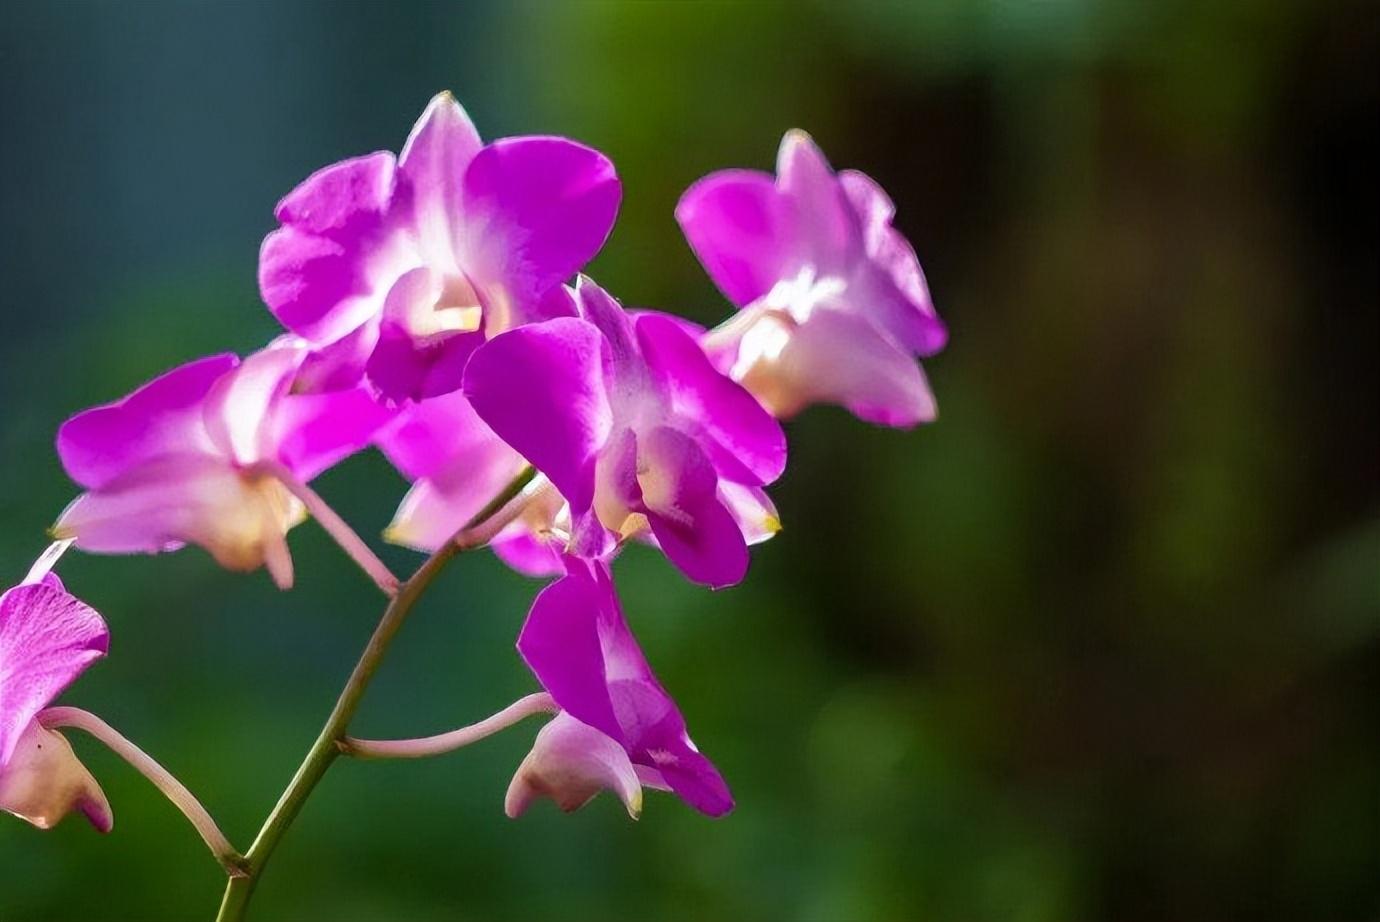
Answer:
[257,460,400,596]
[340,692,556,760]
[215,465,537,922]
[38,707,247,877]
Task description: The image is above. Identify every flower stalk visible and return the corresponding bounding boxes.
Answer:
[340,692,556,760]
[37,707,247,877]
[215,466,536,922]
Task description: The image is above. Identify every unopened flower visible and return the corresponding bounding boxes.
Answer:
[465,277,786,588]
[677,130,947,426]
[54,340,391,588]
[508,556,732,817]
[0,575,111,832]
[259,91,621,403]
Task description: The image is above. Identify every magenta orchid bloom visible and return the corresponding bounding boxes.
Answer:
[259,91,621,403]
[377,389,566,577]
[464,277,786,588]
[0,575,112,832]
[507,556,732,818]
[677,130,947,427]
[53,340,391,588]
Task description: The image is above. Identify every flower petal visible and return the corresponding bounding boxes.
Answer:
[203,342,305,466]
[53,455,304,588]
[676,169,797,307]
[396,92,483,271]
[719,481,782,546]
[635,312,785,485]
[459,137,621,329]
[272,386,396,482]
[775,130,861,273]
[274,152,396,237]
[0,723,112,832]
[517,558,732,816]
[505,712,643,819]
[637,426,749,589]
[0,582,107,765]
[464,318,613,512]
[57,354,237,490]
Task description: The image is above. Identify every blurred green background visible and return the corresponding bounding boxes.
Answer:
[1,1,1376,920]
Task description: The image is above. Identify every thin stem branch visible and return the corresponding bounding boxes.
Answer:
[38,707,247,878]
[255,460,399,596]
[215,465,537,922]
[341,692,556,760]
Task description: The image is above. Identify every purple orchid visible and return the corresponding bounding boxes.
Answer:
[376,389,566,577]
[259,91,621,403]
[464,277,786,588]
[53,339,391,588]
[0,575,112,832]
[677,130,947,427]
[507,556,732,818]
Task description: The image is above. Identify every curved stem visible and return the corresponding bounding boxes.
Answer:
[216,465,537,922]
[38,707,247,877]
[341,692,556,760]
[255,460,400,596]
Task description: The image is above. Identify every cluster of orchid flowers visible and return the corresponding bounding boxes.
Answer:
[0,92,945,916]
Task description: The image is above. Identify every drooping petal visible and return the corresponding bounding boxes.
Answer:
[635,312,785,485]
[396,92,483,271]
[464,318,613,511]
[636,426,749,589]
[505,712,643,819]
[676,169,797,307]
[0,581,108,765]
[0,723,112,832]
[490,527,566,578]
[52,454,305,588]
[458,137,621,332]
[517,558,732,816]
[838,170,947,356]
[56,354,237,490]
[770,308,936,426]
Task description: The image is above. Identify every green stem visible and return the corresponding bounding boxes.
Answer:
[215,466,537,922]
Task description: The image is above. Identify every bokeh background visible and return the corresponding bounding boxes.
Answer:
[1,1,1376,920]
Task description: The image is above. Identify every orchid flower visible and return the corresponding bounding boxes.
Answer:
[507,556,732,818]
[259,91,621,403]
[0,574,111,832]
[376,389,566,577]
[53,339,393,589]
[677,130,947,426]
[464,277,786,588]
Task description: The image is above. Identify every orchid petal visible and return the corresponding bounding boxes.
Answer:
[203,342,304,466]
[464,318,612,512]
[518,558,732,816]
[459,137,620,330]
[635,312,785,485]
[0,581,108,765]
[676,169,796,307]
[0,723,112,832]
[637,426,749,589]
[396,92,483,270]
[56,354,236,490]
[776,130,860,272]
[505,712,643,819]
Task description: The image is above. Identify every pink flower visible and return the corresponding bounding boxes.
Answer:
[259,92,621,403]
[507,557,732,818]
[677,130,947,426]
[0,575,111,832]
[53,340,391,588]
[464,277,786,588]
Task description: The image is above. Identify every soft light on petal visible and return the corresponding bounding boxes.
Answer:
[676,170,797,307]
[504,712,642,819]
[56,354,237,490]
[0,723,112,833]
[0,581,108,766]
